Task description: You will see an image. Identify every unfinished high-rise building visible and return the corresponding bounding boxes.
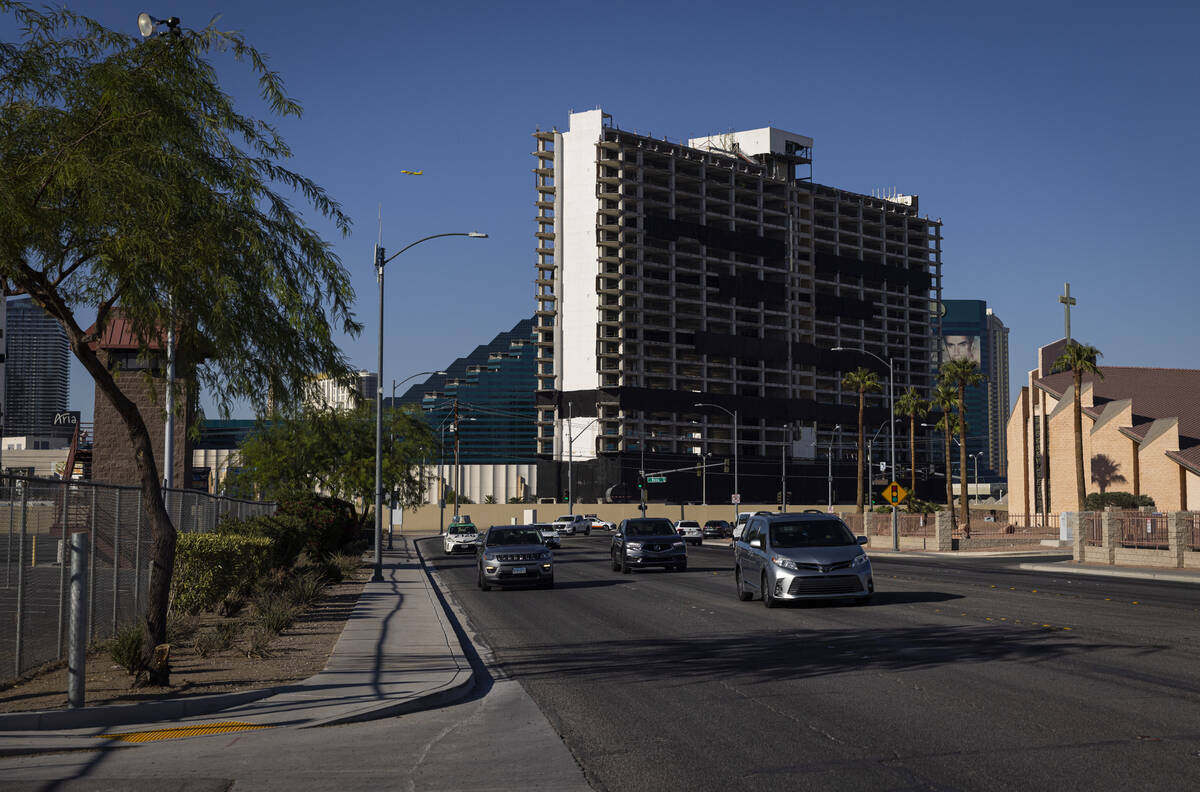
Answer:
[533,109,943,504]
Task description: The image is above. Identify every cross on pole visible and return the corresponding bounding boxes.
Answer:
[1059,282,1076,343]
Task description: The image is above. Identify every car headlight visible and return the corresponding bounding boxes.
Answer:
[538,551,550,560]
[851,553,870,568]
[771,555,797,571]
[626,542,643,551]
[483,553,496,561]
[672,540,684,548]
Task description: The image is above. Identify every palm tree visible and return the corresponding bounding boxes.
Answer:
[842,367,883,514]
[931,382,959,531]
[1053,341,1103,509]
[896,387,930,498]
[940,359,985,538]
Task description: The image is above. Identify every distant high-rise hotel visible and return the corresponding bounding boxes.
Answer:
[4,296,70,443]
[937,299,1010,477]
[304,370,377,412]
[532,109,945,503]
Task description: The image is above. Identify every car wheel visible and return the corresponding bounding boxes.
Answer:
[611,553,621,572]
[735,566,753,601]
[675,560,687,572]
[762,572,778,608]
[585,528,591,536]
[621,555,632,574]
[477,568,490,591]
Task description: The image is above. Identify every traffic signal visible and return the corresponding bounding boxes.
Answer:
[723,459,730,473]
[637,476,644,489]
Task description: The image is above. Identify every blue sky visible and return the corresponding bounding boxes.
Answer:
[14,0,1200,420]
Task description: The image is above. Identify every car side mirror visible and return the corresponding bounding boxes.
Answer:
[749,538,762,549]
[857,536,869,545]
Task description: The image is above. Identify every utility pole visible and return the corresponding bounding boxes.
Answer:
[780,425,788,513]
[827,424,840,510]
[567,403,573,513]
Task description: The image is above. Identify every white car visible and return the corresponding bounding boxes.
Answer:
[675,519,703,546]
[443,522,479,554]
[553,514,591,536]
[586,514,615,532]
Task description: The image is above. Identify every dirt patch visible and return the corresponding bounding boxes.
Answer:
[0,563,367,714]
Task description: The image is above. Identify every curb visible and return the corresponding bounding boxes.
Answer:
[0,687,279,734]
[1018,562,1200,585]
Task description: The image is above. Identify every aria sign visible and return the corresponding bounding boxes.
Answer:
[52,411,81,428]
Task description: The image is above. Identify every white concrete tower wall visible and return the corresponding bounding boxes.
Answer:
[688,127,813,158]
[559,109,605,395]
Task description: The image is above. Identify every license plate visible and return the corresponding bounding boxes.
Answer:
[512,567,526,574]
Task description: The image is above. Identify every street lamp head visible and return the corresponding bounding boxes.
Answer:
[468,232,488,238]
[137,12,179,37]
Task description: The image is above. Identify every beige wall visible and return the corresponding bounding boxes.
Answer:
[1139,419,1182,511]
[1006,388,1029,517]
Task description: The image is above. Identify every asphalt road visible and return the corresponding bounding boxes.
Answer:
[428,535,1200,792]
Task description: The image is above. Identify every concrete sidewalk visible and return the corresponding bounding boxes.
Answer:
[0,533,474,754]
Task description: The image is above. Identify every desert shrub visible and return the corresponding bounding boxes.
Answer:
[195,622,241,657]
[328,552,361,583]
[218,595,246,619]
[253,591,296,634]
[166,614,199,645]
[108,623,145,676]
[1084,491,1156,511]
[287,569,326,606]
[244,626,274,659]
[172,533,273,615]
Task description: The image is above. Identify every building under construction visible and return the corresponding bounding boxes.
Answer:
[533,109,944,505]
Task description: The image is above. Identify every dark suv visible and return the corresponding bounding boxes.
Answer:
[611,518,687,573]
[703,519,732,539]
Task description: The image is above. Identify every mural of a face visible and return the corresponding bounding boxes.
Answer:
[943,335,980,364]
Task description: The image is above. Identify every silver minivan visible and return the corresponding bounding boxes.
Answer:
[733,513,873,607]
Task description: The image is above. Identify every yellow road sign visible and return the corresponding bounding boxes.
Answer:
[883,481,908,504]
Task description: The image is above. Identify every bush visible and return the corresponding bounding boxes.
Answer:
[166,613,199,645]
[218,513,307,570]
[328,552,361,583]
[244,626,274,659]
[287,569,326,606]
[905,498,940,515]
[172,533,273,615]
[195,622,240,657]
[253,591,296,634]
[275,493,357,558]
[109,623,145,676]
[1084,492,1156,511]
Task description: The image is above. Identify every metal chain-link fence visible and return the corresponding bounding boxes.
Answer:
[1,474,274,685]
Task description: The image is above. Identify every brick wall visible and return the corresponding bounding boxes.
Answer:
[92,371,193,489]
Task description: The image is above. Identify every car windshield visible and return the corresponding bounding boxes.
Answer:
[555,516,574,522]
[678,521,699,528]
[769,520,856,548]
[625,519,676,537]
[448,524,475,535]
[487,529,543,546]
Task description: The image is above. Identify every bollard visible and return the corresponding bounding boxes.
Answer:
[68,531,89,708]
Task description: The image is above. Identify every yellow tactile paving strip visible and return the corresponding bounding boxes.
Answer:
[98,721,272,743]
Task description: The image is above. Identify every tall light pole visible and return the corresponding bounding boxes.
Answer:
[694,403,738,521]
[566,403,599,514]
[373,231,486,582]
[832,347,896,550]
[780,424,789,513]
[969,452,981,504]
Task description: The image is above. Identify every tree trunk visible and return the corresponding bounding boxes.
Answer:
[944,428,956,530]
[1074,370,1086,510]
[59,321,175,686]
[909,415,917,498]
[958,385,970,539]
[856,390,865,514]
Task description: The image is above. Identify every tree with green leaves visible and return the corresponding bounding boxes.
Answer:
[940,359,985,537]
[842,367,883,514]
[228,406,436,528]
[895,387,930,498]
[931,383,959,531]
[1053,341,1103,509]
[1,4,358,683]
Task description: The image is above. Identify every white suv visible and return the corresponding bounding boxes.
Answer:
[553,514,591,536]
[675,520,703,546]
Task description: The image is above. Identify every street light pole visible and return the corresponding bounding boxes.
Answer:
[693,403,737,521]
[780,425,788,513]
[372,231,486,582]
[833,347,896,550]
[827,424,840,511]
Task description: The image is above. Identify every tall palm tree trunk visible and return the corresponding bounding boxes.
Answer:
[909,415,917,498]
[944,428,956,530]
[856,391,865,514]
[958,385,971,539]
